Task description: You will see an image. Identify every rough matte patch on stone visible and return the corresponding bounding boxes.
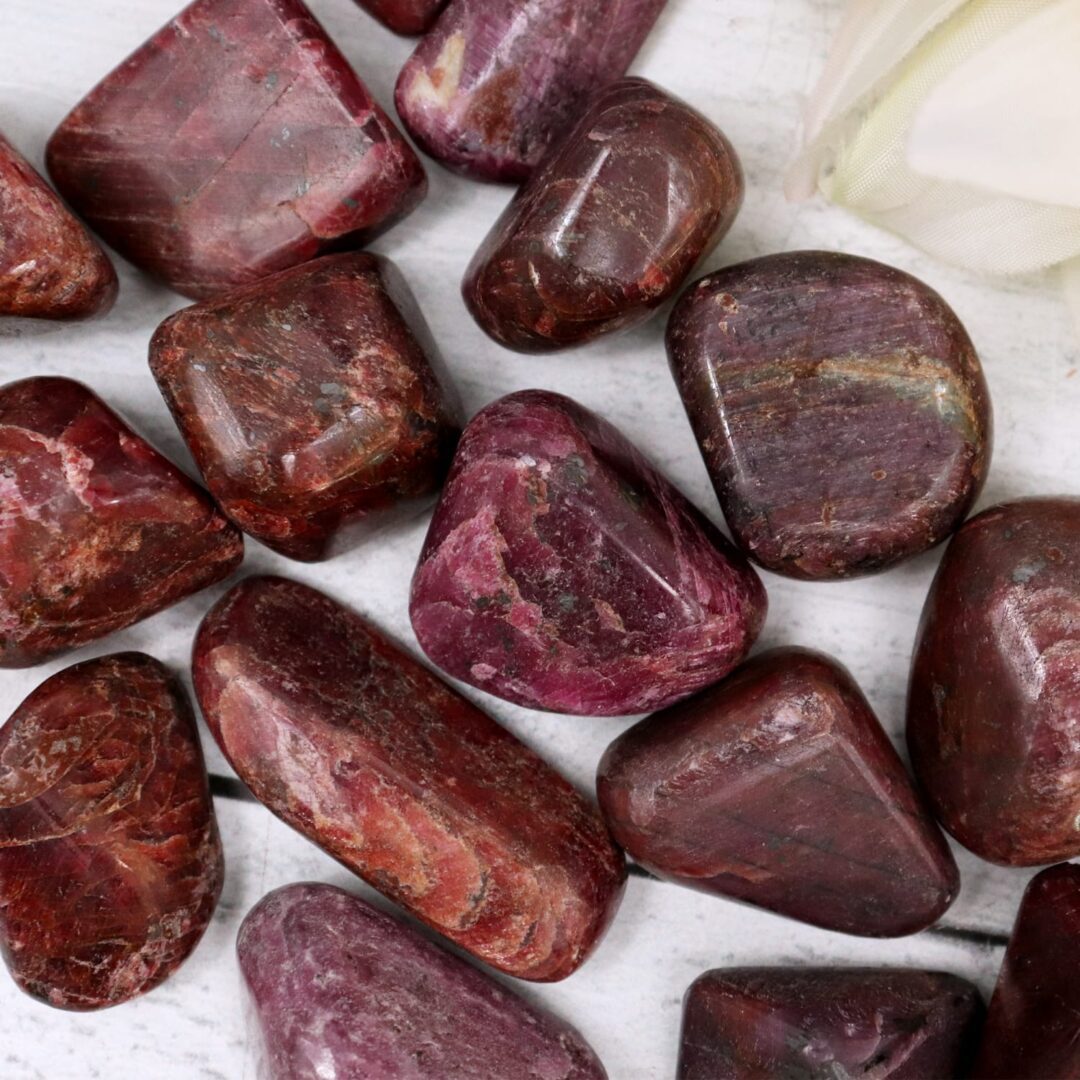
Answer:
[354,0,447,34]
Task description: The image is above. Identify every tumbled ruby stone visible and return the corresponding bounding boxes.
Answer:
[908,498,1080,866]
[46,0,426,300]
[597,648,959,936]
[0,131,116,321]
[409,390,766,716]
[394,0,668,182]
[0,377,243,668]
[355,0,447,34]
[194,575,625,981]
[667,251,992,580]
[150,253,460,561]
[463,78,743,352]
[0,653,223,1010]
[679,968,984,1080]
[239,883,608,1078]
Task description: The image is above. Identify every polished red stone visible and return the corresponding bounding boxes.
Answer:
[194,575,625,981]
[463,78,743,352]
[0,653,223,1010]
[667,251,992,580]
[239,883,608,1078]
[0,131,116,321]
[679,968,984,1080]
[46,0,426,300]
[597,648,959,936]
[0,377,244,668]
[394,0,668,182]
[409,390,766,716]
[150,253,460,561]
[355,0,447,34]
[908,498,1080,866]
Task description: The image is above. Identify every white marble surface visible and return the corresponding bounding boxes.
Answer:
[1,0,1078,1076]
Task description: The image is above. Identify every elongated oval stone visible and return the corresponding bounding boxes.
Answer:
[597,648,959,936]
[907,498,1080,865]
[409,390,766,716]
[0,377,244,668]
[194,575,625,981]
[667,251,992,580]
[394,0,668,182]
[0,653,223,1010]
[463,78,743,352]
[355,0,447,34]
[239,883,607,1079]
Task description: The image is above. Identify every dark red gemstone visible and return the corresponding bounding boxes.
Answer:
[354,0,447,34]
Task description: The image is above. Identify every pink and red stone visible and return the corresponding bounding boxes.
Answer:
[150,253,460,561]
[463,78,743,352]
[409,390,766,717]
[354,0,447,34]
[46,0,426,300]
[0,377,243,668]
[0,653,223,1010]
[597,648,959,937]
[239,883,607,1079]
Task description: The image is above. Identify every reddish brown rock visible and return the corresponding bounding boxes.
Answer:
[0,653,223,1010]
[597,648,959,937]
[355,0,447,34]
[463,78,743,352]
[907,498,1080,866]
[193,575,626,981]
[0,377,244,668]
[150,253,460,561]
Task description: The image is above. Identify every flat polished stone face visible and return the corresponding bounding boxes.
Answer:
[908,498,1080,866]
[0,654,223,1011]
[194,576,625,982]
[354,0,447,34]
[409,390,766,716]
[597,648,959,937]
[394,0,668,182]
[238,883,608,1079]
[46,0,426,299]
[150,253,461,561]
[0,377,244,669]
[667,250,992,580]
[463,78,743,353]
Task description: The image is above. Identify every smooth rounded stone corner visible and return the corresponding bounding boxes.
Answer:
[354,0,447,34]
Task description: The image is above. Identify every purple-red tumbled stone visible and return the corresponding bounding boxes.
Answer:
[679,968,984,1080]
[239,883,608,1079]
[354,0,447,34]
[667,251,992,580]
[0,653,223,1010]
[597,648,959,936]
[463,78,743,352]
[194,576,625,981]
[908,498,1080,866]
[394,0,669,182]
[150,253,461,561]
[409,390,766,716]
[0,377,243,668]
[46,0,426,300]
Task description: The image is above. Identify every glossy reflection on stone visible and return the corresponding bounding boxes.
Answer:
[355,0,447,34]
[908,498,1080,866]
[239,883,608,1079]
[46,0,426,299]
[667,251,991,580]
[0,653,223,1010]
[194,576,625,981]
[597,648,959,937]
[463,78,743,353]
[150,253,461,561]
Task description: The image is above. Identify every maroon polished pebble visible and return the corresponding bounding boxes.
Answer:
[679,968,984,1080]
[46,0,426,300]
[394,0,668,182]
[194,576,625,981]
[0,377,243,668]
[908,498,1080,866]
[463,78,743,352]
[409,390,766,716]
[667,251,992,580]
[597,648,959,936]
[150,253,460,561]
[355,0,447,34]
[0,654,223,1010]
